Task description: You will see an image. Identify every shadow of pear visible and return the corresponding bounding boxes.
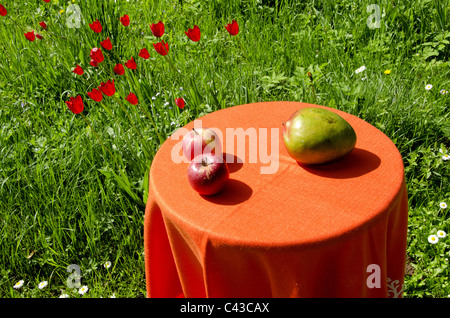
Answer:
[298,148,381,179]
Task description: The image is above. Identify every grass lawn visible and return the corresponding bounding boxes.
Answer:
[0,0,449,298]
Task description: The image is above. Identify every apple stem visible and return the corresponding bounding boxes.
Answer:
[192,128,199,135]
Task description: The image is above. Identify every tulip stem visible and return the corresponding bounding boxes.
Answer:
[236,35,249,62]
[137,103,164,144]
[135,67,148,79]
[113,95,152,158]
[124,60,166,145]
[100,100,114,116]
[99,60,115,78]
[159,41,204,110]
[80,112,138,200]
[80,112,120,168]
[142,57,172,96]
[6,15,28,36]
[199,41,214,70]
[163,55,181,77]
[160,42,183,78]
[121,69,163,144]
[198,41,222,108]
[163,54,199,104]
[99,101,124,129]
[47,29,76,45]
[307,71,318,104]
[311,85,317,104]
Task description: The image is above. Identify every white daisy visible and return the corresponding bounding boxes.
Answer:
[59,294,69,298]
[355,65,366,74]
[440,89,448,95]
[437,230,446,238]
[440,202,448,209]
[13,280,24,289]
[442,154,450,161]
[78,285,89,295]
[104,261,112,269]
[425,84,433,90]
[428,235,439,244]
[38,281,48,290]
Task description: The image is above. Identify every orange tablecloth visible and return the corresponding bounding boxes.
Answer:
[144,101,408,298]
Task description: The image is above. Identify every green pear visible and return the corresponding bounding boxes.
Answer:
[282,107,357,165]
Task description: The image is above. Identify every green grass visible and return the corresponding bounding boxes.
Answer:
[0,0,449,298]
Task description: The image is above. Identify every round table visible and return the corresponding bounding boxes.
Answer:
[143,101,408,298]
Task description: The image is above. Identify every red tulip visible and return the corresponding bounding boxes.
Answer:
[90,59,98,67]
[150,21,164,37]
[72,65,84,75]
[175,97,185,109]
[87,88,103,102]
[113,63,125,75]
[89,19,102,33]
[125,57,137,69]
[43,0,50,2]
[39,21,47,30]
[100,37,112,50]
[99,79,115,97]
[139,48,150,59]
[36,33,43,40]
[153,41,169,56]
[0,4,7,16]
[90,47,104,63]
[120,14,130,26]
[24,31,35,41]
[66,95,84,114]
[225,20,239,36]
[125,92,138,105]
[185,25,201,42]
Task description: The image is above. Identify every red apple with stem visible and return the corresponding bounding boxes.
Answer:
[187,153,229,196]
[182,127,221,161]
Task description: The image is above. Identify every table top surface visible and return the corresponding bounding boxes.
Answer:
[149,102,405,248]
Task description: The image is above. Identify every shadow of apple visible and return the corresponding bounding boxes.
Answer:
[200,179,253,205]
[222,152,244,173]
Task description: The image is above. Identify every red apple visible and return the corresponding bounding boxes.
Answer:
[187,153,229,196]
[182,127,221,161]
